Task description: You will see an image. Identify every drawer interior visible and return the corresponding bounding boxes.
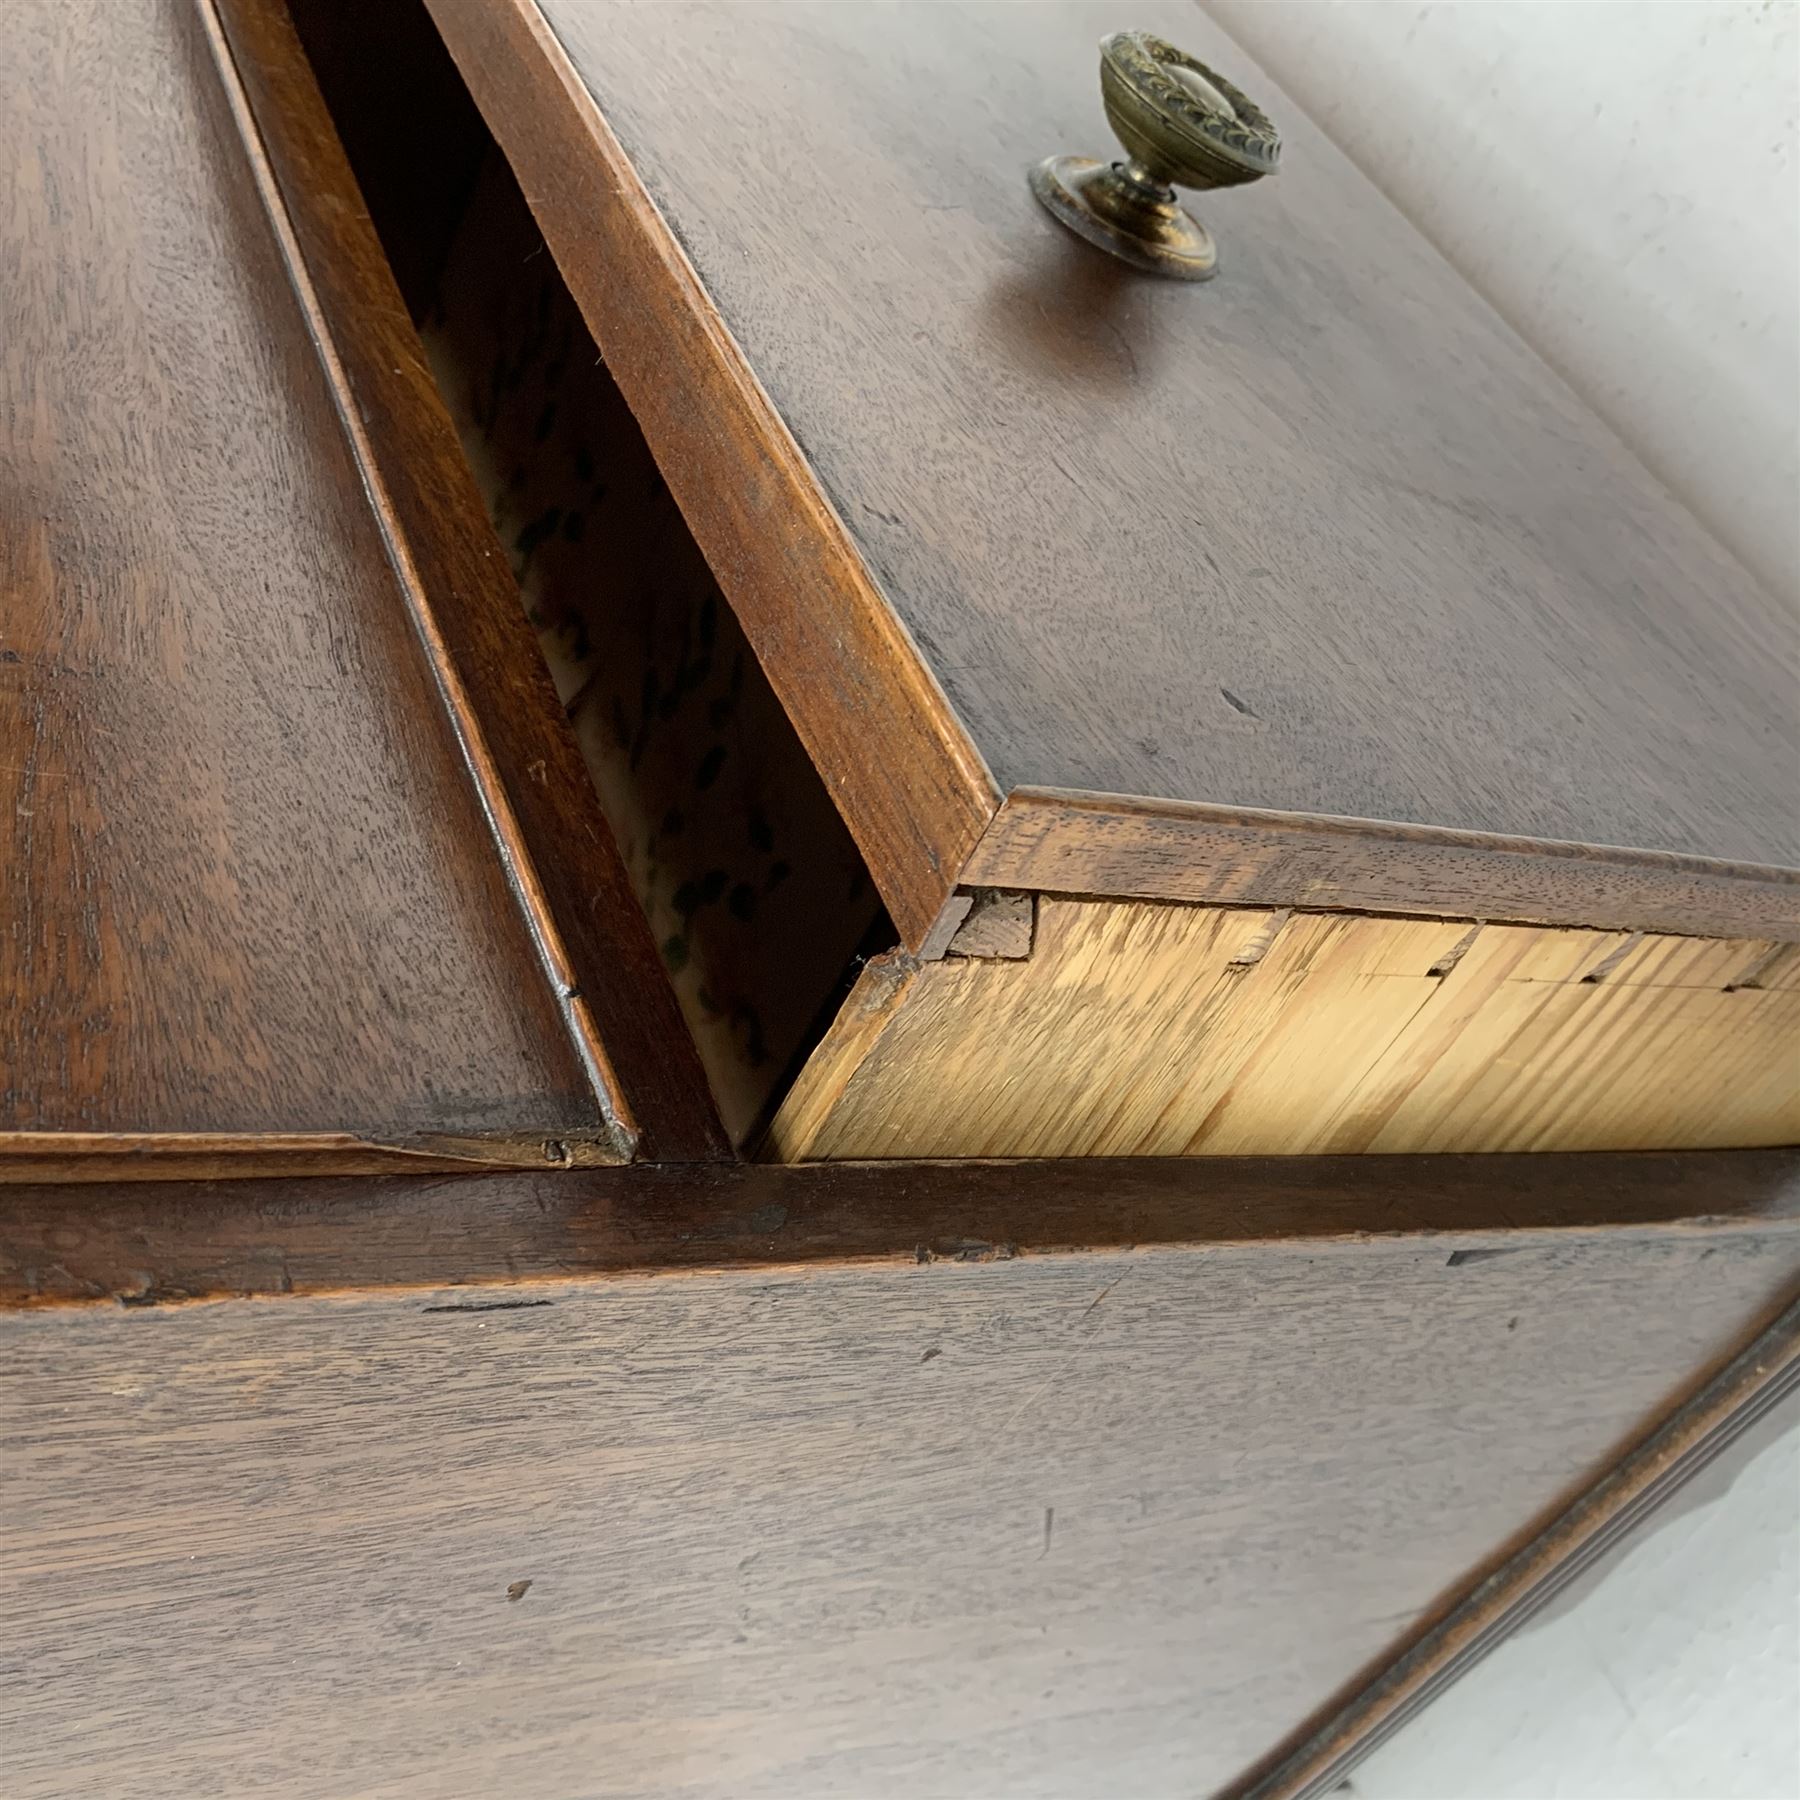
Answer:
[284,0,1800,1164]
[288,0,887,1147]
[423,152,885,1144]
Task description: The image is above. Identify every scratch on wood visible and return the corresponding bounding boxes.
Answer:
[1081,1275,1124,1319]
[987,1265,1138,1452]
[118,1286,193,1308]
[423,1298,555,1314]
[914,1240,1018,1264]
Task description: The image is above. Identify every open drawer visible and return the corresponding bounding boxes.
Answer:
[0,0,726,1179]
[253,0,1797,1162]
[16,0,1787,1176]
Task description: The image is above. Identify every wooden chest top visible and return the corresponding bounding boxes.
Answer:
[433,0,1797,946]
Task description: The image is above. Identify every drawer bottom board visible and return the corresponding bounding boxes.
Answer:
[772,898,1800,1158]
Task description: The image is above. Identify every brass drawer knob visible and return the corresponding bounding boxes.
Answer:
[1030,31,1280,280]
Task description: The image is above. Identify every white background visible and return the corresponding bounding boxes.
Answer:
[1209,0,1800,604]
[1348,1400,1800,1798]
[1202,4,1800,1793]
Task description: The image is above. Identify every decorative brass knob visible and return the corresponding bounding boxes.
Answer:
[1030,32,1280,281]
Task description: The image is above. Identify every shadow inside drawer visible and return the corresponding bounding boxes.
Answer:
[290,0,885,1144]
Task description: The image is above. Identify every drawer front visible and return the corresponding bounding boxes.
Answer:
[1,0,724,1177]
[5,1167,1797,1796]
[260,0,1797,1161]
[426,0,1796,950]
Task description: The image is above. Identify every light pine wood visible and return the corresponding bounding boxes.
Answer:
[4,1230,1795,1799]
[770,900,1800,1159]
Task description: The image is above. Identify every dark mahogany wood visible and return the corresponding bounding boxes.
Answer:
[427,0,1797,943]
[1241,1291,1800,1800]
[422,0,1002,950]
[4,1149,1797,1306]
[3,1198,1795,1799]
[0,0,723,1167]
[972,789,1800,942]
[212,0,727,1160]
[281,0,491,321]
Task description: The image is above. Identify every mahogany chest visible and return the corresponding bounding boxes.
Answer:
[3,2,1795,1794]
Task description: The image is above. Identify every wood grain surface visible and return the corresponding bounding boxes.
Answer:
[422,0,999,950]
[4,1226,1795,1798]
[211,0,726,1160]
[0,0,718,1163]
[772,899,1800,1159]
[281,0,491,321]
[971,789,1800,942]
[1241,1293,1800,1798]
[0,1131,618,1187]
[6,1147,1797,1306]
[443,0,1795,936]
[418,146,878,1144]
